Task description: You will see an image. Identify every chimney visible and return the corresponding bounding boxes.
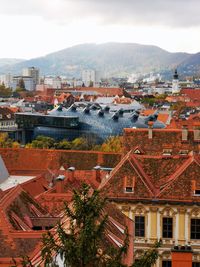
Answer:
[182,125,188,141]
[93,166,101,183]
[171,245,193,267]
[67,167,75,182]
[148,121,153,139]
[55,175,65,193]
[193,123,200,141]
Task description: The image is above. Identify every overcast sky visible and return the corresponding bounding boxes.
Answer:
[1,0,200,59]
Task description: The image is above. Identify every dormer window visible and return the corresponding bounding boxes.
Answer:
[194,190,200,196]
[124,176,135,193]
[162,149,172,156]
[125,187,133,193]
[179,150,189,155]
[134,149,141,154]
[192,180,200,196]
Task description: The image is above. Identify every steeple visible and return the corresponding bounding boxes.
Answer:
[172,69,180,94]
[173,69,179,80]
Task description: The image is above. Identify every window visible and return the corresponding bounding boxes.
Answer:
[193,263,200,267]
[125,187,133,193]
[135,216,145,237]
[162,261,171,267]
[194,190,200,195]
[163,217,173,238]
[191,219,200,239]
[162,149,172,156]
[179,150,188,155]
[32,226,42,230]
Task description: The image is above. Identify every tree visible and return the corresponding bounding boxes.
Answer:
[55,139,72,150]
[0,84,12,97]
[132,240,161,267]
[41,184,128,267]
[99,136,123,153]
[17,78,25,90]
[0,133,19,148]
[71,137,91,150]
[30,135,55,149]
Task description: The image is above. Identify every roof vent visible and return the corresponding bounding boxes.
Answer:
[55,174,65,181]
[57,105,63,111]
[83,106,90,114]
[112,112,119,121]
[104,106,110,112]
[93,165,101,170]
[145,112,158,123]
[98,109,104,117]
[118,108,124,116]
[130,112,139,122]
[70,104,77,112]
[68,166,75,171]
[91,104,98,110]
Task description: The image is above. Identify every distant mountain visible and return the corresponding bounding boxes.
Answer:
[0,58,25,68]
[178,52,200,76]
[0,43,197,77]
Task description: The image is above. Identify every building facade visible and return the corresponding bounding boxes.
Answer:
[22,67,40,86]
[100,127,200,267]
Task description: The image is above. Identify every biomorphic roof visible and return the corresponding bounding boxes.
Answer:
[47,104,165,142]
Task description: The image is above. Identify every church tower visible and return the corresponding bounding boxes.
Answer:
[172,69,180,94]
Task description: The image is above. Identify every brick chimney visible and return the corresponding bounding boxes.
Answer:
[55,175,65,193]
[171,245,193,267]
[148,121,154,139]
[93,166,101,183]
[67,167,75,182]
[193,123,200,141]
[182,125,188,141]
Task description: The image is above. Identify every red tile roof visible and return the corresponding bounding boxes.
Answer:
[99,151,200,203]
[123,128,200,155]
[0,148,121,174]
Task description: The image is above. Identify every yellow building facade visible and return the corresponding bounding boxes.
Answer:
[119,202,200,266]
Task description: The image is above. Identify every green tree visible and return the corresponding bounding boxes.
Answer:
[56,139,72,150]
[31,135,55,149]
[132,240,161,267]
[41,184,128,267]
[71,137,91,150]
[0,84,12,97]
[17,78,25,90]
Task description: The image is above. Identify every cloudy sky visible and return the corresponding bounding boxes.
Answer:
[1,0,200,59]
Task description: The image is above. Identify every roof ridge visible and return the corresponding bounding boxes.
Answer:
[99,150,132,189]
[129,155,155,196]
[157,156,194,197]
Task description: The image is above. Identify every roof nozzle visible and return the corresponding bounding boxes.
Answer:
[118,108,124,117]
[112,112,119,121]
[70,104,77,112]
[83,106,90,114]
[104,106,110,112]
[130,111,139,122]
[98,109,104,117]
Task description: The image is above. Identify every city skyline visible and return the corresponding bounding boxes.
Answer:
[1,0,200,59]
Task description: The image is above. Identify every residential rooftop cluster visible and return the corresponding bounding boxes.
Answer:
[0,67,200,266]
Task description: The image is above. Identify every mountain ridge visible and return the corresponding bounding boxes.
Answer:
[0,43,198,77]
